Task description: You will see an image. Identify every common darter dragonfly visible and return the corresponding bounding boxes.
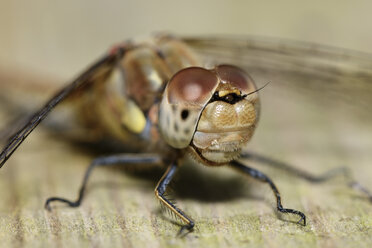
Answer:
[0,34,371,234]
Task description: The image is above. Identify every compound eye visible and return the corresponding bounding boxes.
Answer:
[215,64,257,94]
[167,67,219,104]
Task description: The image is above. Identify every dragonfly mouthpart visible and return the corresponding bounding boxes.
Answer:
[191,129,254,164]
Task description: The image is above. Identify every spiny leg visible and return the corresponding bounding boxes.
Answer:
[45,153,162,210]
[241,151,372,202]
[231,160,306,225]
[155,162,194,235]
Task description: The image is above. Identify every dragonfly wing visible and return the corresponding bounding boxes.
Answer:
[184,36,372,188]
[0,49,124,167]
[183,36,372,122]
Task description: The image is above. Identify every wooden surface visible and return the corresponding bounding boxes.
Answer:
[0,83,371,248]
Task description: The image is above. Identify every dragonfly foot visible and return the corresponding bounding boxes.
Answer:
[44,197,81,211]
[177,222,194,237]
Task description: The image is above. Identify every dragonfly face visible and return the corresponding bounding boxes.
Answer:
[159,64,260,165]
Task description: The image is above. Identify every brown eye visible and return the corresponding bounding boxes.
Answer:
[167,67,219,104]
[215,65,257,94]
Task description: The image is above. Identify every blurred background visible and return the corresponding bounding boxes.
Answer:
[0,0,372,82]
[0,1,372,247]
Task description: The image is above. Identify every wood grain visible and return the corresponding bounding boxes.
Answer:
[0,80,371,248]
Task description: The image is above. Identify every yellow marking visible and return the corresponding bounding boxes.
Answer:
[218,89,241,97]
[121,100,146,133]
[147,70,163,89]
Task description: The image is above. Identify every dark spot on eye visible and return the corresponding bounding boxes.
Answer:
[171,105,177,113]
[181,109,189,120]
[166,115,170,127]
[174,122,179,132]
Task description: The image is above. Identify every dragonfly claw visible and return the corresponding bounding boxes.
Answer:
[177,223,194,237]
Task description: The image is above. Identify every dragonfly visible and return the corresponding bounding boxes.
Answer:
[0,34,371,235]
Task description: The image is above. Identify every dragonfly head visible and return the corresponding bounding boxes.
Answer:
[158,65,260,165]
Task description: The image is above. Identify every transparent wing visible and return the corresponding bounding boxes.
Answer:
[183,35,372,121]
[184,36,372,187]
[0,49,124,168]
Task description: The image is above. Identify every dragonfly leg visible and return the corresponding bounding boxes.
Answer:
[240,151,372,202]
[155,163,194,235]
[44,153,162,211]
[231,160,306,226]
